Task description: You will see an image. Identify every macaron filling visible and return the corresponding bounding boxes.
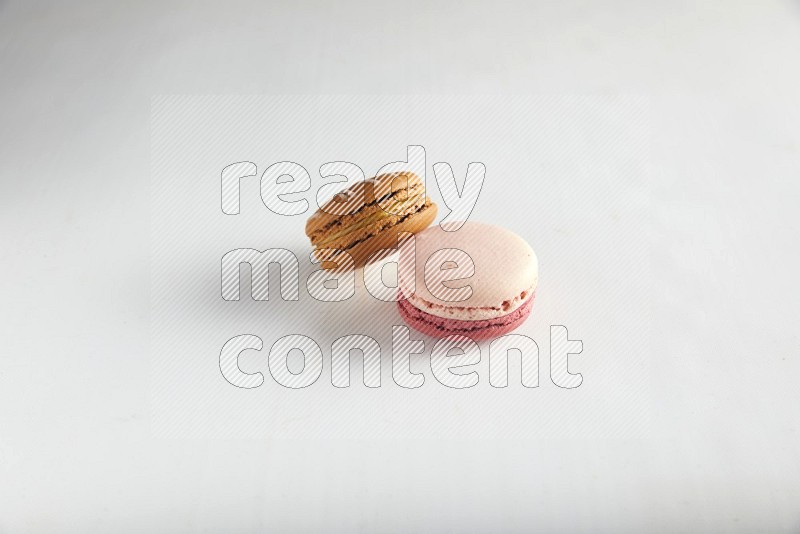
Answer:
[402,284,536,321]
[335,200,434,251]
[313,192,426,247]
[397,292,536,339]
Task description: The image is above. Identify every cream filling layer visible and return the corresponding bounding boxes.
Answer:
[315,193,423,247]
[403,282,537,321]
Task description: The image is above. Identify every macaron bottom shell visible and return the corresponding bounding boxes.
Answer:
[397,293,535,340]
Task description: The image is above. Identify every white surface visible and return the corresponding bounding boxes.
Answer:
[1,1,800,532]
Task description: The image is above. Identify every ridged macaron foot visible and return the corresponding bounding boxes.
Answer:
[305,172,437,269]
[397,222,538,340]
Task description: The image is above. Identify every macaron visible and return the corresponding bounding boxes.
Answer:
[306,172,437,268]
[397,222,538,340]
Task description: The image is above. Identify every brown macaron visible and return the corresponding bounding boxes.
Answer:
[305,171,437,268]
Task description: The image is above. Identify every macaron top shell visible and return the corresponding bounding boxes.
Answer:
[400,222,538,321]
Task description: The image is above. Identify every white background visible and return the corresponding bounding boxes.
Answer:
[1,1,799,532]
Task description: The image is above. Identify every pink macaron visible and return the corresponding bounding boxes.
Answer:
[397,222,538,340]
